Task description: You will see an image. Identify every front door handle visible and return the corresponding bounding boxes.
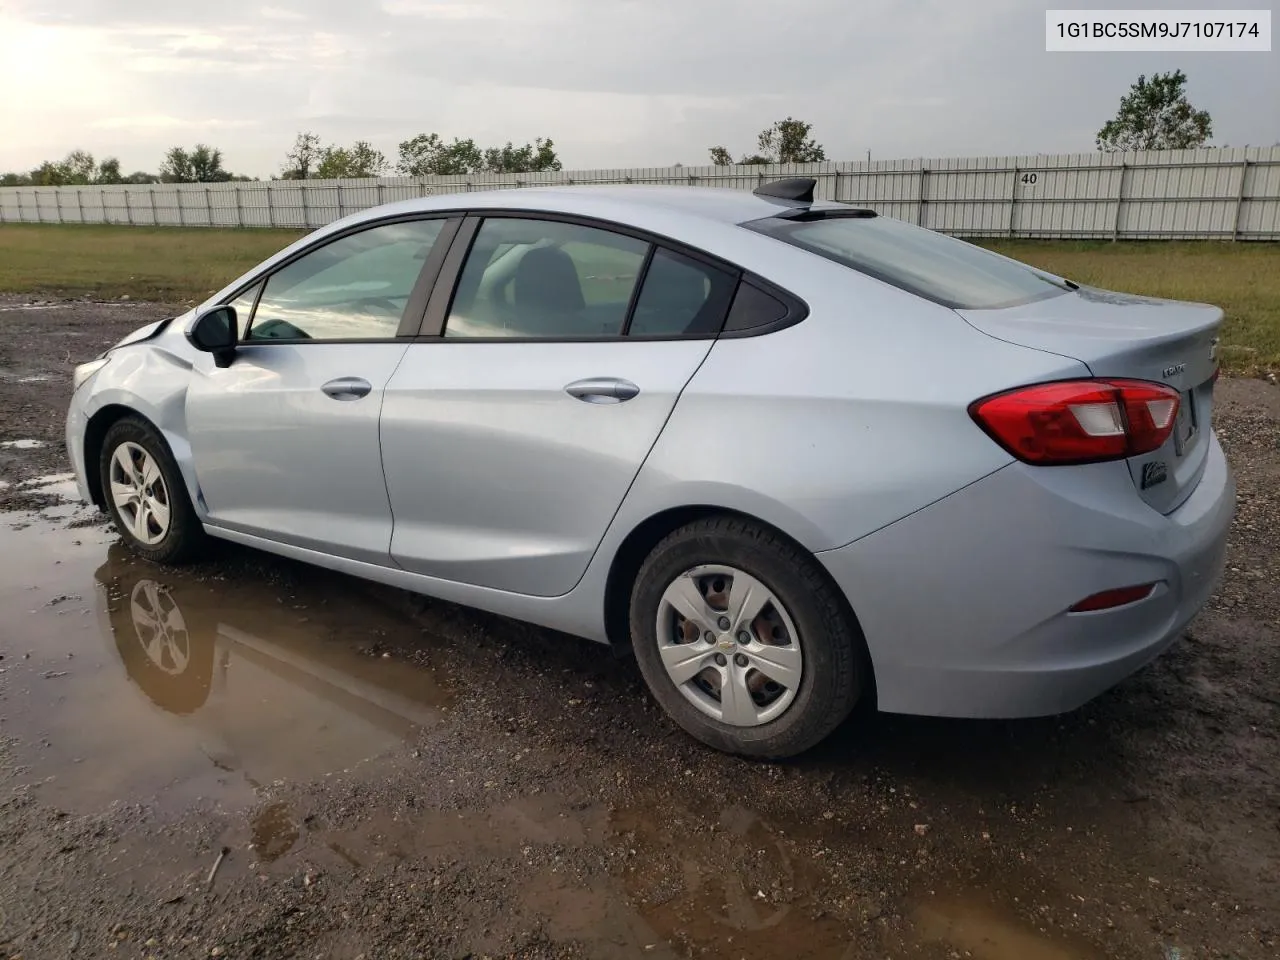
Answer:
[564,377,640,404]
[321,377,372,401]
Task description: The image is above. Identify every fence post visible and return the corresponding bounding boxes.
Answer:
[337,184,345,218]
[830,169,840,203]
[1008,167,1018,237]
[377,182,384,206]
[267,186,276,227]
[916,167,928,226]
[301,183,309,228]
[1230,159,1250,241]
[127,190,135,225]
[75,188,84,223]
[177,186,186,226]
[55,189,64,223]
[1111,162,1127,241]
[205,186,212,226]
[235,184,243,226]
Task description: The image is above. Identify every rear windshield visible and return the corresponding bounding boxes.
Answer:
[746,214,1072,309]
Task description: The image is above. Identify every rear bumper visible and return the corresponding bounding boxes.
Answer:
[817,434,1234,718]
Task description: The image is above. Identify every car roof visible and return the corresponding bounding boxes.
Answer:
[346,184,846,231]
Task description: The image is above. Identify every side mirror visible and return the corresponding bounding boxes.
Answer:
[186,304,238,368]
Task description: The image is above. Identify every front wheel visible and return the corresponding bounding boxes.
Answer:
[99,416,206,564]
[630,516,868,759]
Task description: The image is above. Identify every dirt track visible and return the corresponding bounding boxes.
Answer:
[0,294,1277,960]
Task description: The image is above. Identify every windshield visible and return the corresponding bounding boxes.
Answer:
[747,214,1072,309]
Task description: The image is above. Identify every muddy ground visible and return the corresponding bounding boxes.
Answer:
[0,293,1276,960]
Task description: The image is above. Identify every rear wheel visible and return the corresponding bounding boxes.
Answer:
[99,417,206,564]
[630,515,867,759]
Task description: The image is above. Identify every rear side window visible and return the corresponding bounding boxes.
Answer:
[628,249,737,337]
[747,214,1071,309]
[724,282,790,332]
[445,217,648,339]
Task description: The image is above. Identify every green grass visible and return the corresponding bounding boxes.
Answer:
[0,225,1275,374]
[980,240,1280,376]
[0,223,306,304]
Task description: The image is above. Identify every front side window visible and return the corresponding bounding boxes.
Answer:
[747,214,1071,309]
[222,281,262,339]
[246,219,446,341]
[444,218,649,339]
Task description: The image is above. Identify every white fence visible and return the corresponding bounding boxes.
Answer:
[2,146,1278,240]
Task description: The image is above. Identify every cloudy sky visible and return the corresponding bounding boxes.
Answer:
[1,0,1275,178]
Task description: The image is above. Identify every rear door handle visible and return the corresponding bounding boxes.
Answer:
[564,377,640,404]
[321,377,372,401]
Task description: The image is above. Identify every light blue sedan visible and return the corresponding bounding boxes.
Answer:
[66,178,1234,758]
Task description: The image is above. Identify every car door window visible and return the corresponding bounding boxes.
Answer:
[247,219,446,341]
[627,248,738,337]
[444,218,649,339]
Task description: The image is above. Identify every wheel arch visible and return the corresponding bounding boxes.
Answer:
[84,404,148,509]
[602,505,876,705]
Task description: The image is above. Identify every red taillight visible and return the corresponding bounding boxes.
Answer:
[969,379,1181,465]
[1069,583,1156,612]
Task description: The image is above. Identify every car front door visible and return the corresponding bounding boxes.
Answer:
[185,217,455,564]
[380,214,740,596]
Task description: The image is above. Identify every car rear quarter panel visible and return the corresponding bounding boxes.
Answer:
[620,253,1093,553]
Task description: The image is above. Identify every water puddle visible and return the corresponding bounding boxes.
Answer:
[0,515,452,814]
[910,894,1100,959]
[0,510,1104,960]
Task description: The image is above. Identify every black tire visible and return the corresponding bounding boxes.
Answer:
[630,515,868,759]
[99,416,206,564]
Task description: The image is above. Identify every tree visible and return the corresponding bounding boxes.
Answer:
[124,171,160,184]
[1,172,31,186]
[189,144,229,182]
[281,131,323,179]
[396,133,484,176]
[161,144,231,182]
[159,147,195,183]
[482,138,562,174]
[1096,70,1212,151]
[316,140,388,179]
[706,118,826,166]
[757,117,826,163]
[27,150,97,185]
[95,157,123,184]
[64,150,97,183]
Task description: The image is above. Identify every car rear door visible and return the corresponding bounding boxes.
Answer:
[185,216,458,564]
[379,214,740,597]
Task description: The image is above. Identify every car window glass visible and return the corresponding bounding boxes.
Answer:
[724,282,790,332]
[247,219,446,341]
[223,282,262,338]
[628,249,737,337]
[748,214,1071,309]
[445,218,648,339]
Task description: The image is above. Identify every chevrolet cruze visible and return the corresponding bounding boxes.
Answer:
[66,178,1234,758]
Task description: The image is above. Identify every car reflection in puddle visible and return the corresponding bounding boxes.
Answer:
[95,544,454,791]
[1,515,452,815]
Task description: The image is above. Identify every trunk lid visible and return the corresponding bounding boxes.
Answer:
[957,286,1222,514]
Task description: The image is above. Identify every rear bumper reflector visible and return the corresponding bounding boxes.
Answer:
[1068,583,1157,613]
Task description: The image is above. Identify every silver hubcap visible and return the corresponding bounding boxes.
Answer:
[655,564,803,727]
[109,441,171,545]
[131,580,190,675]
